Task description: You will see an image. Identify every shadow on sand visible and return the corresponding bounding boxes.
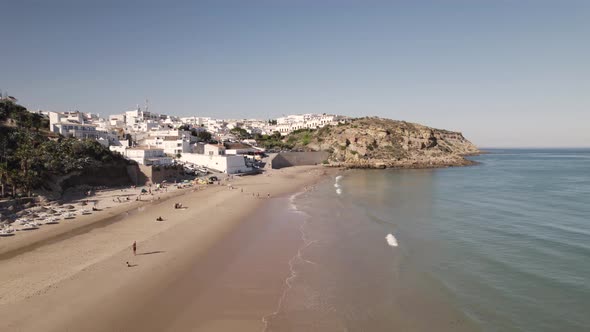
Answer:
[137,250,165,256]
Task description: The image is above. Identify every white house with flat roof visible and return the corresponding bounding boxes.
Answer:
[49,111,104,139]
[111,147,173,166]
[143,136,191,156]
[274,114,347,135]
[204,144,226,156]
[180,153,252,174]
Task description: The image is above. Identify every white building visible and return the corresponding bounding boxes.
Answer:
[125,108,160,126]
[144,136,191,156]
[204,144,226,156]
[180,116,209,126]
[52,122,101,139]
[120,147,173,166]
[274,113,347,135]
[49,111,103,139]
[180,153,252,174]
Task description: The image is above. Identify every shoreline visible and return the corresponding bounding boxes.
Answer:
[0,165,336,331]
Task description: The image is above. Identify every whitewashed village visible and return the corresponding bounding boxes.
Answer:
[42,102,347,184]
[0,94,347,238]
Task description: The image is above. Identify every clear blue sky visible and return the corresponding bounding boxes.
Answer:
[1,0,589,147]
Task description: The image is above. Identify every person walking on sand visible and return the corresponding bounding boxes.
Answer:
[132,241,137,256]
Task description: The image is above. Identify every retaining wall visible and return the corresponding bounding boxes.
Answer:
[269,151,330,169]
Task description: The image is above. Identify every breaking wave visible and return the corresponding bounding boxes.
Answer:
[335,175,343,194]
[289,191,306,213]
[386,233,398,247]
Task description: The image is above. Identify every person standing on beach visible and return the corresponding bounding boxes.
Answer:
[132,241,137,256]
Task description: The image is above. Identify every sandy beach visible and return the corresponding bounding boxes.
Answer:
[0,165,332,332]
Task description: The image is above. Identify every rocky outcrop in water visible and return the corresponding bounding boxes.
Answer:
[290,117,480,168]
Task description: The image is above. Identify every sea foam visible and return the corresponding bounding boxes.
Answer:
[289,192,304,211]
[386,234,398,247]
[335,175,343,194]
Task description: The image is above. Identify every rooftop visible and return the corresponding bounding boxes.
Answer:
[127,146,164,151]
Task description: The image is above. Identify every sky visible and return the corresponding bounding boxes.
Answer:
[1,0,589,147]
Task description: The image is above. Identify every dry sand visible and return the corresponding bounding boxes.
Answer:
[0,165,332,332]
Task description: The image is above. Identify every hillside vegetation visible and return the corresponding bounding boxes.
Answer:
[0,100,130,198]
[282,117,479,168]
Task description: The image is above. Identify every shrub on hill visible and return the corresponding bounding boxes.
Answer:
[0,100,126,197]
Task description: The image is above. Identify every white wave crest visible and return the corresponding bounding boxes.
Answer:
[335,175,343,194]
[386,233,398,247]
[289,192,304,211]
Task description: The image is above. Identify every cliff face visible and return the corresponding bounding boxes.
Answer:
[290,117,479,168]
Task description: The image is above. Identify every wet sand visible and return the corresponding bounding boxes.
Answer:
[0,166,331,332]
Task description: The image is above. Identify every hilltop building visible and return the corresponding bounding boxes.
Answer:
[274,113,347,135]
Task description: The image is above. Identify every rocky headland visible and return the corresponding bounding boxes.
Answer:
[287,117,480,169]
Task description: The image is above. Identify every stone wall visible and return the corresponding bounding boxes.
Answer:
[269,151,330,169]
[61,162,132,189]
[126,164,184,185]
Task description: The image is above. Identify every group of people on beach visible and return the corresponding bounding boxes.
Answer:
[249,192,271,198]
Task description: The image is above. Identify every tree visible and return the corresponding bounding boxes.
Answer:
[230,127,250,140]
[193,130,212,142]
[14,134,39,197]
[6,168,19,198]
[177,124,191,131]
[0,162,7,197]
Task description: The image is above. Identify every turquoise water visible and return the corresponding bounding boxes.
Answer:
[268,149,590,331]
[430,149,590,331]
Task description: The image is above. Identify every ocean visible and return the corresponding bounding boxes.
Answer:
[263,149,590,331]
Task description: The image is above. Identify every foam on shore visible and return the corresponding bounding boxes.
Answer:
[386,233,398,247]
[335,175,343,195]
